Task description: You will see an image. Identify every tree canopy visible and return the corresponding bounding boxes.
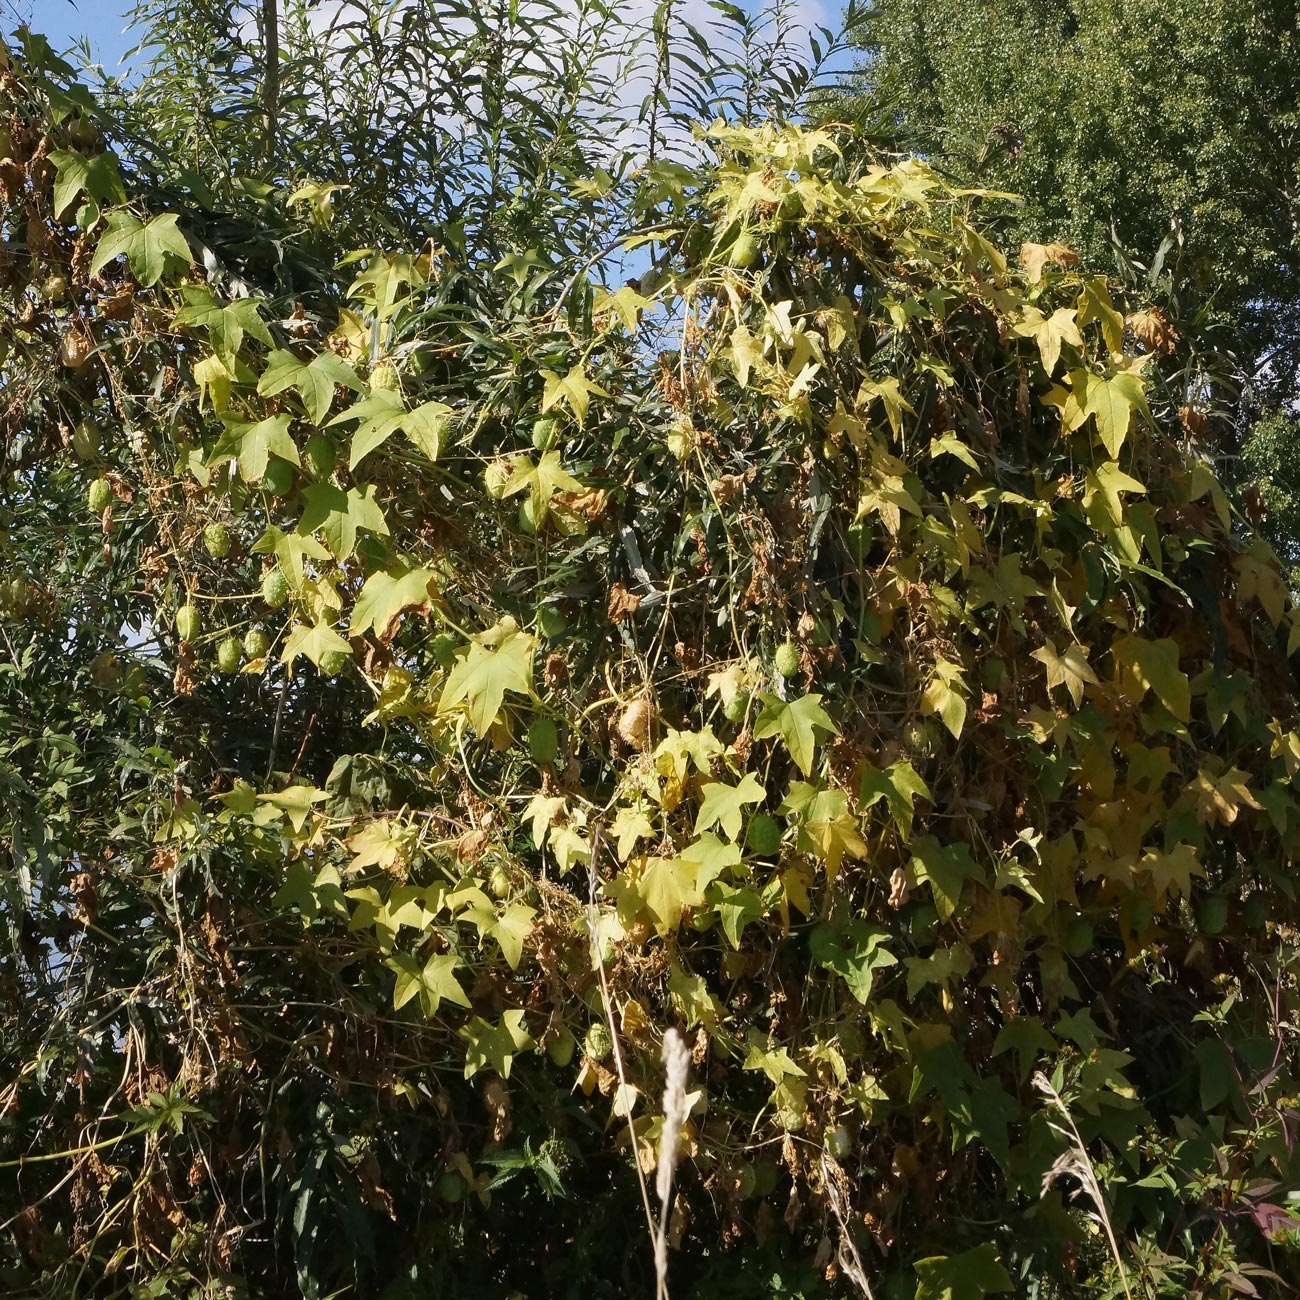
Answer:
[4,7,1300,1299]
[847,0,1300,588]
[850,0,1299,334]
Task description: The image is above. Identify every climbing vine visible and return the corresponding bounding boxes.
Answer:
[3,25,1300,1300]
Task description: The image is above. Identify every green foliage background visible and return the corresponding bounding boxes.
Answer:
[847,0,1300,574]
[3,6,1300,1299]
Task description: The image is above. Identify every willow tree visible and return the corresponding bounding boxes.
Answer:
[3,10,1300,1300]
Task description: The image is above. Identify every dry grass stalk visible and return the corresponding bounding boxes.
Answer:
[1033,1072,1136,1300]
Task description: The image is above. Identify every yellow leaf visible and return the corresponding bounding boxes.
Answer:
[1030,639,1099,708]
[1189,765,1262,827]
[1140,842,1203,902]
[1235,547,1287,627]
[1110,635,1190,723]
[1012,306,1083,376]
[1083,461,1146,528]
[540,363,608,427]
[921,658,968,738]
[1077,277,1125,353]
[594,284,657,333]
[1019,240,1079,285]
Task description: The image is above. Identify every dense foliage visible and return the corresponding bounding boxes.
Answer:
[846,0,1300,573]
[849,0,1299,346]
[4,8,1300,1299]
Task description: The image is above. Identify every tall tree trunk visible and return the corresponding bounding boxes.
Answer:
[261,0,279,167]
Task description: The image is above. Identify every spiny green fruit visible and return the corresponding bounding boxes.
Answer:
[431,632,458,669]
[436,1171,464,1204]
[537,604,567,639]
[488,866,511,899]
[369,360,398,391]
[1196,894,1229,937]
[531,416,559,452]
[1063,918,1094,957]
[260,458,293,496]
[303,434,336,479]
[722,690,749,724]
[546,1029,577,1068]
[729,231,760,269]
[42,273,67,303]
[527,716,559,766]
[745,813,781,857]
[319,648,351,676]
[243,628,271,660]
[261,570,290,609]
[216,636,241,674]
[774,641,801,678]
[203,522,231,558]
[87,477,112,513]
[583,1021,612,1062]
[176,604,201,642]
[72,419,100,460]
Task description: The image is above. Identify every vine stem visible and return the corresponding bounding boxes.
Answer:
[584,820,663,1293]
[0,1131,130,1170]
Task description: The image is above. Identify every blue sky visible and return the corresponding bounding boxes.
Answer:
[27,0,135,66]
[28,0,850,77]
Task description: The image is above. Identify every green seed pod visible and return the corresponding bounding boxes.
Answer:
[216,636,241,673]
[488,866,511,899]
[774,641,800,678]
[203,522,231,558]
[527,716,559,766]
[583,1021,612,1062]
[745,813,781,857]
[531,416,559,452]
[825,1124,853,1158]
[87,477,112,513]
[303,434,336,479]
[243,628,271,660]
[42,273,67,303]
[72,419,100,461]
[537,604,567,639]
[722,690,750,724]
[546,1029,577,1068]
[778,192,804,223]
[176,604,201,642]
[729,231,760,269]
[436,1171,464,1204]
[319,648,351,676]
[261,570,290,609]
